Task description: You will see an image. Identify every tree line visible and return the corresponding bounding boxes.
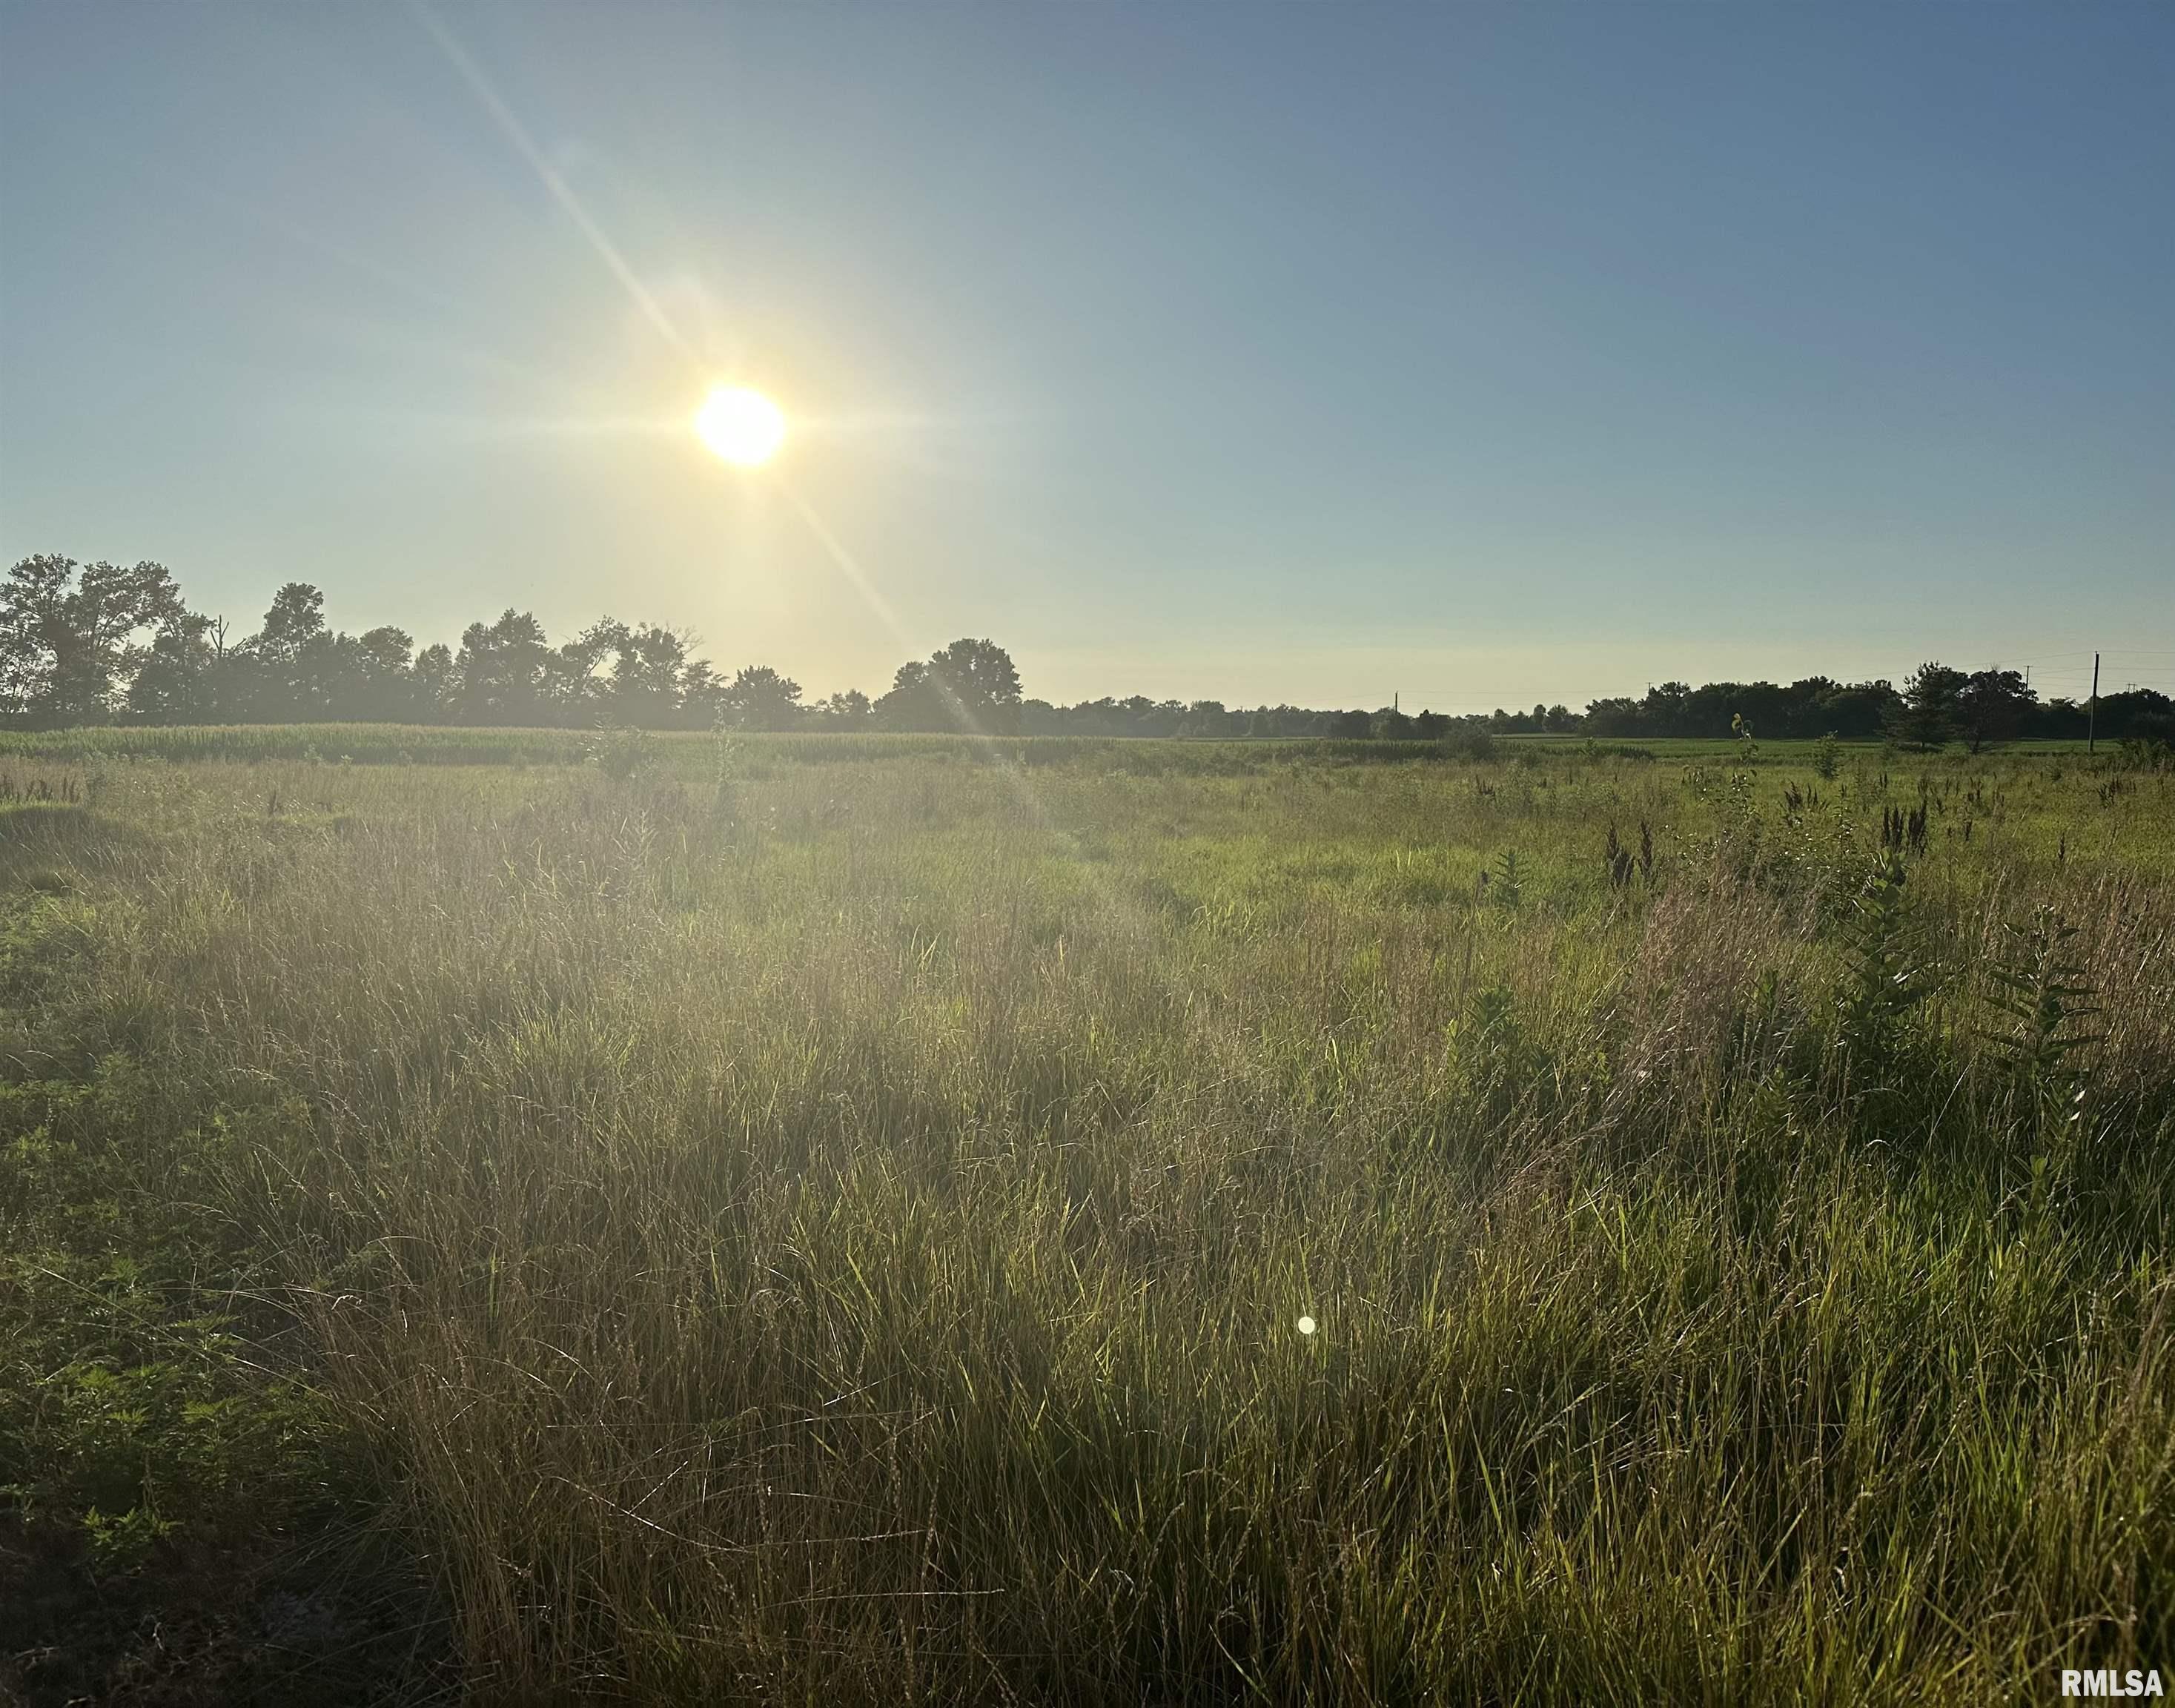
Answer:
[4,555,2169,747]
[0,556,1023,734]
[1572,665,2170,749]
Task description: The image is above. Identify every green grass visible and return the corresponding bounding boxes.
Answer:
[2,733,2170,1703]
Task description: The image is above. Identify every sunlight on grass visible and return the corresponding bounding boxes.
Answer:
[2,735,2170,1701]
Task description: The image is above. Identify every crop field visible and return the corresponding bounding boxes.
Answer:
[3,730,2171,1704]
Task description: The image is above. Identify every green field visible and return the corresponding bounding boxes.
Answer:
[3,731,2171,1704]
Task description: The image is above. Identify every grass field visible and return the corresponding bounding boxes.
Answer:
[3,729,2171,1704]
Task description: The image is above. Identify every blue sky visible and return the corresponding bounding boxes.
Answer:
[2,2,2169,712]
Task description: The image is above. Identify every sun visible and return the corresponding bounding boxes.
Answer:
[694,385,786,467]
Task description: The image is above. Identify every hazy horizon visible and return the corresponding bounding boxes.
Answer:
[4,2,2171,714]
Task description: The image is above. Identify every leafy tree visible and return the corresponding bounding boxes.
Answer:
[0,555,184,726]
[726,666,804,731]
[929,638,1023,735]
[812,689,872,726]
[239,583,334,719]
[678,660,727,729]
[1957,667,2035,754]
[336,626,418,721]
[253,582,327,666]
[875,662,940,732]
[1890,663,1965,751]
[606,625,698,727]
[126,611,225,724]
[451,610,555,726]
[875,640,1023,735]
[411,643,455,721]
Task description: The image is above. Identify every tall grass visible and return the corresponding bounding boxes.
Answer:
[4,744,2171,1702]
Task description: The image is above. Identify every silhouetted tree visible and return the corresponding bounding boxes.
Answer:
[875,639,1023,734]
[930,638,1022,734]
[125,612,225,723]
[726,665,804,730]
[1891,663,1965,750]
[1957,667,2035,754]
[812,689,872,726]
[411,643,455,721]
[0,555,185,726]
[452,610,555,726]
[599,623,697,727]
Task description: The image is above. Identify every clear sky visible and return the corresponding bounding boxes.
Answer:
[3,3,2170,712]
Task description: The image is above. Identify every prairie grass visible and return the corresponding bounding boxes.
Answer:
[3,736,2171,1703]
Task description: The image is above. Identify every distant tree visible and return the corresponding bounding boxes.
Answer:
[930,638,1022,734]
[253,582,327,666]
[1956,667,2035,754]
[1638,682,1690,736]
[127,611,224,724]
[451,609,555,726]
[2095,688,2175,744]
[812,689,872,726]
[1890,663,1965,750]
[1372,706,1414,740]
[1583,697,1643,735]
[355,626,412,680]
[0,554,185,726]
[875,639,1023,734]
[236,583,340,720]
[411,643,455,721]
[1181,699,1237,738]
[874,660,938,731]
[600,623,696,727]
[726,665,804,730]
[349,626,412,717]
[678,660,726,728]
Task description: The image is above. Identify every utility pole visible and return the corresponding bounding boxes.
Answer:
[2088,651,2099,755]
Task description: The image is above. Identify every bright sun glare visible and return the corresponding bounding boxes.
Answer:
[695,385,786,467]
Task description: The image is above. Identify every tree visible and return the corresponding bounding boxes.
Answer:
[1890,663,1965,751]
[411,643,455,721]
[615,625,699,727]
[126,611,224,724]
[871,639,1022,735]
[926,638,1023,734]
[0,555,185,726]
[1957,668,2035,754]
[726,666,804,730]
[342,626,418,721]
[451,610,555,726]
[236,583,337,720]
[253,582,326,666]
[812,689,872,726]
